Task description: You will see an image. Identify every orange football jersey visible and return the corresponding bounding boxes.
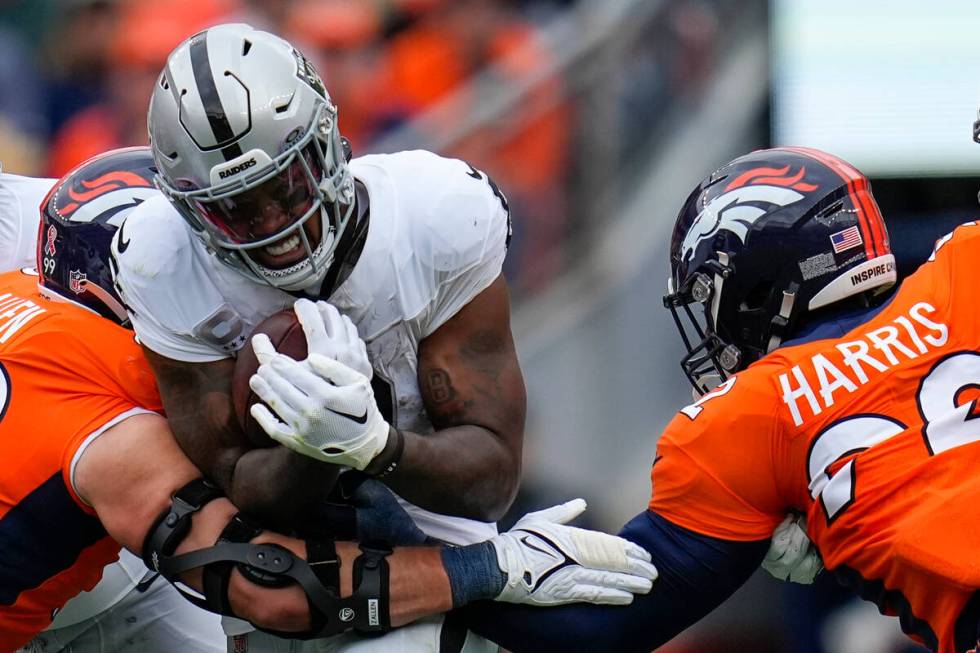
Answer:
[0,270,161,650]
[651,221,980,653]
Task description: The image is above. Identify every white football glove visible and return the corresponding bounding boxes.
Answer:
[251,298,372,379]
[762,514,823,584]
[249,351,390,471]
[491,499,658,606]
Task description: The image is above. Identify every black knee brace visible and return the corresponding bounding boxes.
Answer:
[142,478,392,638]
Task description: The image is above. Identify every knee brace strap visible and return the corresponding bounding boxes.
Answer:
[348,542,392,633]
[142,478,223,572]
[258,541,392,639]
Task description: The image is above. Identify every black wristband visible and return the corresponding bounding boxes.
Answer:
[366,427,404,479]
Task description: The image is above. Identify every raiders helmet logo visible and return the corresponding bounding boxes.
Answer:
[292,49,326,98]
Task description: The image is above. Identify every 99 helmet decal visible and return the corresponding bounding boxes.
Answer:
[148,23,355,291]
[663,147,896,395]
[38,147,159,325]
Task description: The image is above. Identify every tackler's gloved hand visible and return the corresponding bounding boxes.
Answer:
[442,499,658,609]
[762,514,823,584]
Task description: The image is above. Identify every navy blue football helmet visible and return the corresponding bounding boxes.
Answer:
[37,147,159,325]
[663,147,896,394]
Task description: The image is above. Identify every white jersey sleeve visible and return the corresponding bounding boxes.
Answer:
[111,195,250,362]
[414,160,510,337]
[0,173,56,271]
[348,152,511,340]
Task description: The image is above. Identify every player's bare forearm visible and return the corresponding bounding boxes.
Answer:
[142,346,328,527]
[230,445,336,530]
[141,348,245,486]
[383,423,521,521]
[185,502,453,631]
[77,411,454,633]
[383,276,525,521]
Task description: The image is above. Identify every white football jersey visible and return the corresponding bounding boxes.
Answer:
[0,172,55,270]
[114,150,511,544]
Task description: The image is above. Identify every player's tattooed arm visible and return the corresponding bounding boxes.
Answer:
[384,275,526,522]
[141,348,332,529]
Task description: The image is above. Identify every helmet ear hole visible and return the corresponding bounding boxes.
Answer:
[816,199,844,220]
[741,279,771,312]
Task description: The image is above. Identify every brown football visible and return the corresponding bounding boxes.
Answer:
[232,309,308,448]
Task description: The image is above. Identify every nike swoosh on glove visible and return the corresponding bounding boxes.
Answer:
[491,499,658,606]
[249,348,390,471]
[762,514,823,584]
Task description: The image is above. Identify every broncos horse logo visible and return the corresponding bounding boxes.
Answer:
[680,166,818,265]
[55,170,157,228]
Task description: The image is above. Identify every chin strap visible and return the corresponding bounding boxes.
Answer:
[142,478,392,638]
[767,283,799,353]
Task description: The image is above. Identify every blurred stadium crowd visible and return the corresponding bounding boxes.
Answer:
[0,0,734,298]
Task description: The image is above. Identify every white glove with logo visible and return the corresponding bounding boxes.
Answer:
[761,514,823,584]
[251,298,372,379]
[249,350,391,471]
[491,499,658,606]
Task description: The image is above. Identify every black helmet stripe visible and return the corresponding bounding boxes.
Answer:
[189,33,243,161]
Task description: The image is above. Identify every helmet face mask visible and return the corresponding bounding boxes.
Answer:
[38,147,158,326]
[664,256,743,395]
[149,24,355,291]
[664,147,897,396]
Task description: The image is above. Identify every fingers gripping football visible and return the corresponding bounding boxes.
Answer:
[249,350,390,470]
[252,299,372,377]
[248,300,389,469]
[293,298,373,378]
[491,499,658,606]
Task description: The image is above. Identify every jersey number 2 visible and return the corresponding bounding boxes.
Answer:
[808,351,980,523]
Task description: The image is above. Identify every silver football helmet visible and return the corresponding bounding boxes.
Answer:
[148,23,355,291]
